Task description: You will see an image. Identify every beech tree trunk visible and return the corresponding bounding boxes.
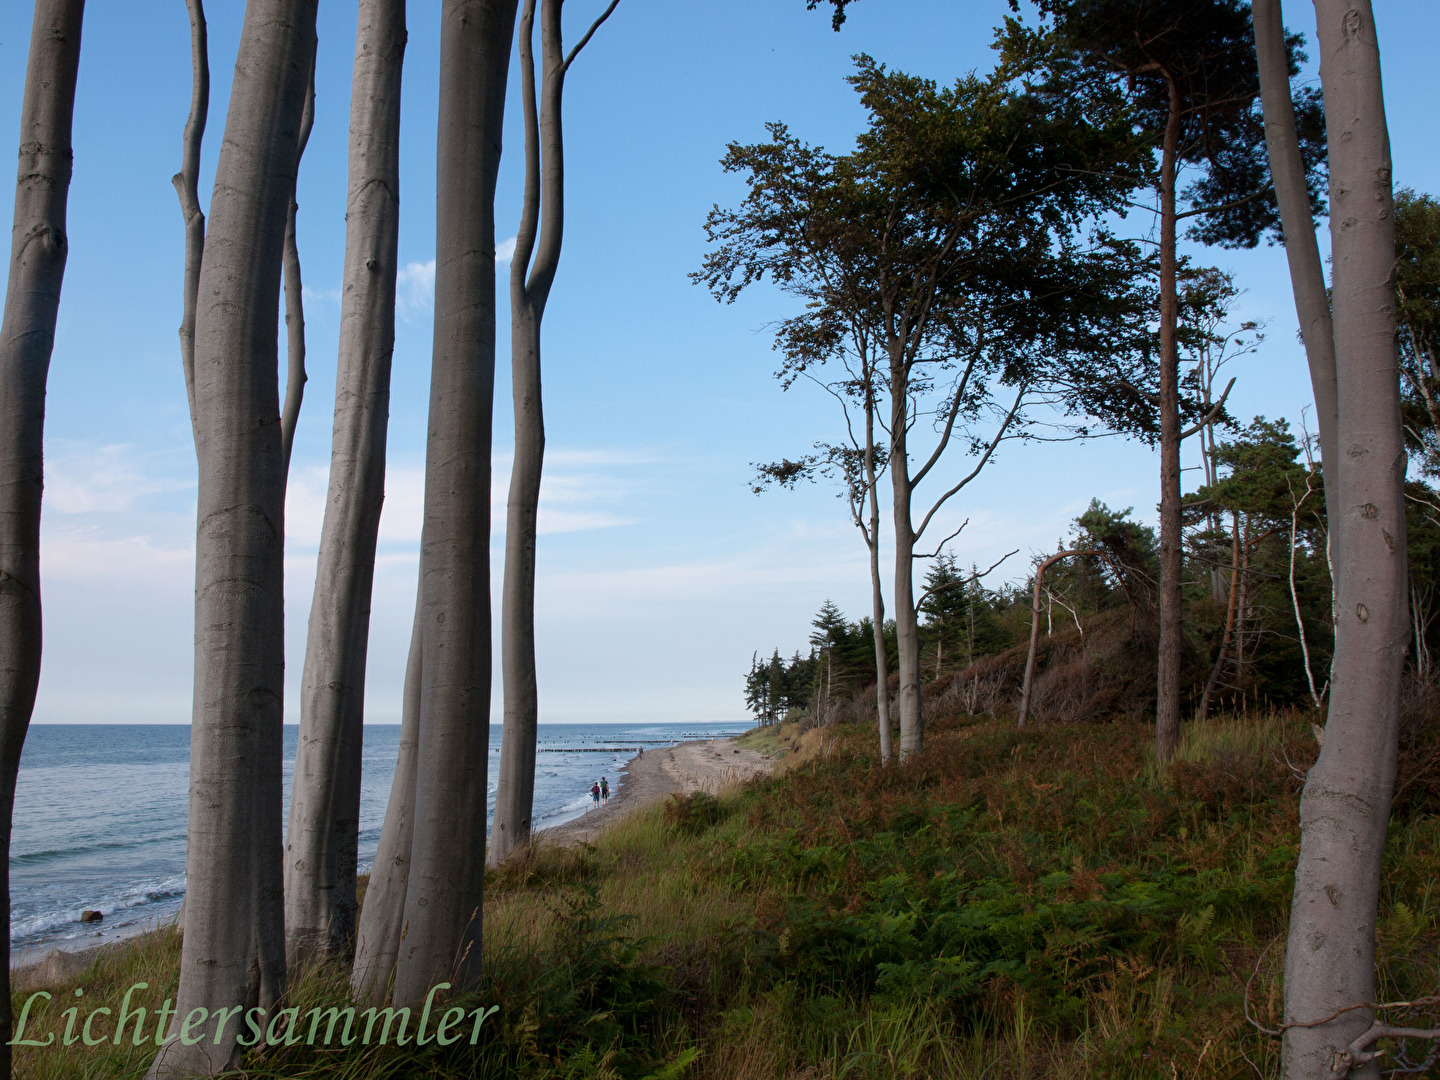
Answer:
[0,2,83,1071]
[1253,0,1340,540]
[391,0,518,1011]
[491,0,617,865]
[286,0,406,967]
[889,354,923,759]
[493,0,559,864]
[1280,4,1407,1077]
[350,589,421,1004]
[1154,75,1184,764]
[150,2,317,1073]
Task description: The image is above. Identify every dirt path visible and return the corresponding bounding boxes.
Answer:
[540,737,772,847]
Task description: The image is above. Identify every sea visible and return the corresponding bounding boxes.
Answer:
[11,720,747,956]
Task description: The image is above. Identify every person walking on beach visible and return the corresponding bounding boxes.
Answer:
[590,781,600,810]
[600,777,610,804]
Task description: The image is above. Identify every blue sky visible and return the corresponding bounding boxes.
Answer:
[2,0,1437,725]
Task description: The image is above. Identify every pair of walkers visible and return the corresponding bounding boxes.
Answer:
[589,776,610,809]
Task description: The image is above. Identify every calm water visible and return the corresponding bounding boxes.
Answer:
[12,720,746,952]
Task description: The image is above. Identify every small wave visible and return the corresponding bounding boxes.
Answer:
[10,874,186,944]
[11,836,183,864]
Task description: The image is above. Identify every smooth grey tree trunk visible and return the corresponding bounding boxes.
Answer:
[392,0,518,1011]
[350,588,421,1004]
[491,0,617,865]
[286,0,406,968]
[887,357,1019,760]
[491,0,552,861]
[149,2,317,1074]
[1280,3,1406,1077]
[0,2,83,1072]
[279,58,316,479]
[1253,0,1340,541]
[889,356,923,759]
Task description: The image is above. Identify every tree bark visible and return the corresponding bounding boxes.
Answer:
[174,0,207,442]
[392,0,518,1011]
[149,2,317,1073]
[279,56,316,480]
[1253,0,1340,542]
[1154,74,1184,764]
[889,353,923,759]
[1018,550,1099,728]
[867,392,892,765]
[0,3,83,1072]
[493,0,556,865]
[286,0,406,968]
[350,587,422,1005]
[492,0,616,865]
[1281,4,1407,1078]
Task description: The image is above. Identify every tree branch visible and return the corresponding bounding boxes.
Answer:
[279,42,317,481]
[913,388,1025,543]
[914,549,1017,612]
[173,0,209,445]
[562,0,621,72]
[912,518,967,561]
[1179,376,1234,440]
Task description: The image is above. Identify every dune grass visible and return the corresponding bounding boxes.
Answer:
[13,707,1440,1079]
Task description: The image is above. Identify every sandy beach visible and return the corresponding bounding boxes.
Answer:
[539,735,773,847]
[12,735,770,978]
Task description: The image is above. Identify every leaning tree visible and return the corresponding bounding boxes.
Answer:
[0,2,84,1072]
[150,0,318,1072]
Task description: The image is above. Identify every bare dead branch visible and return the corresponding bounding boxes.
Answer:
[1179,376,1235,440]
[912,518,967,561]
[913,549,1017,612]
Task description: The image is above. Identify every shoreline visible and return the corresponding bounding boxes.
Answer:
[12,735,771,975]
[537,734,773,847]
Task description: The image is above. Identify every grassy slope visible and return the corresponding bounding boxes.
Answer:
[13,710,1440,1079]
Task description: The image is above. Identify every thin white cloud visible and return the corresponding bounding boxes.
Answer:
[301,284,342,305]
[284,464,332,549]
[395,260,436,324]
[42,529,192,581]
[394,239,518,325]
[46,443,193,514]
